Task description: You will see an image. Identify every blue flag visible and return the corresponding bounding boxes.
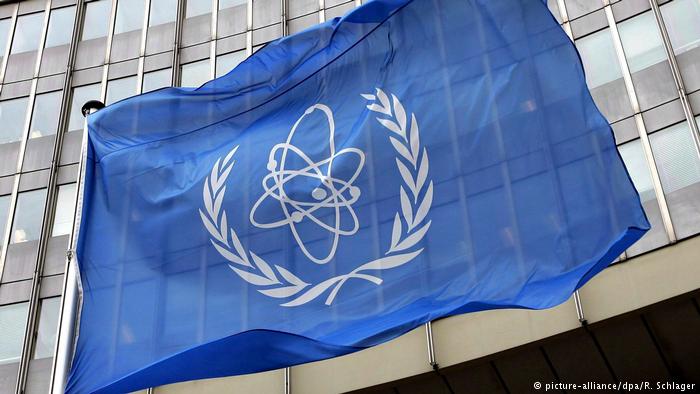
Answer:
[67,0,649,392]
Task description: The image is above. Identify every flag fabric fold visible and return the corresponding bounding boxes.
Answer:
[67,0,649,392]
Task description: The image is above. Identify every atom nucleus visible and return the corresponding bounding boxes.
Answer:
[250,104,365,265]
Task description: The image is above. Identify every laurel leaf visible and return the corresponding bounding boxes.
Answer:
[276,265,308,287]
[392,94,407,133]
[213,185,225,222]
[399,186,414,228]
[230,228,250,265]
[390,213,402,251]
[412,182,433,229]
[415,149,429,195]
[390,137,415,166]
[366,103,386,114]
[282,277,343,307]
[396,159,418,200]
[230,266,277,286]
[400,186,413,227]
[375,88,391,115]
[251,252,279,283]
[211,240,250,267]
[222,145,238,167]
[217,161,234,189]
[356,249,422,272]
[199,209,225,244]
[409,114,420,161]
[210,158,221,191]
[361,94,376,101]
[392,221,431,253]
[219,211,229,246]
[259,285,306,298]
[203,182,214,219]
[377,118,403,136]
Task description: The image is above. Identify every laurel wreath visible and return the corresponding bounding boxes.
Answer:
[200,88,433,307]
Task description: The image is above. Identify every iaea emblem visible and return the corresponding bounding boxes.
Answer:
[199,89,434,306]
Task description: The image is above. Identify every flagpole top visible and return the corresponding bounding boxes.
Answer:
[81,100,105,117]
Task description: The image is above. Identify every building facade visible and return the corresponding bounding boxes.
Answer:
[0,0,698,393]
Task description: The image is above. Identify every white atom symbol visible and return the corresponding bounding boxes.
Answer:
[250,104,365,265]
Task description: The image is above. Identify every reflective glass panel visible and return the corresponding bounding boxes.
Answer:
[180,59,210,87]
[33,297,61,359]
[619,140,655,202]
[149,0,178,26]
[45,6,76,48]
[576,28,623,89]
[106,76,138,105]
[0,97,29,144]
[115,0,146,34]
[68,84,101,132]
[186,0,212,18]
[220,0,248,8]
[0,195,10,254]
[143,68,172,92]
[619,139,668,255]
[10,12,45,54]
[618,12,666,74]
[81,0,111,41]
[0,18,11,56]
[0,302,29,365]
[650,121,700,239]
[52,183,76,237]
[29,91,62,139]
[10,189,47,244]
[661,0,700,55]
[215,51,246,78]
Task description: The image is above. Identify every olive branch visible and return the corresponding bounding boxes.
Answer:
[200,90,433,307]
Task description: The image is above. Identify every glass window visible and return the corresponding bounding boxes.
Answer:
[220,0,248,8]
[618,12,666,74]
[215,51,246,78]
[106,76,138,105]
[0,195,10,254]
[29,91,63,139]
[10,189,47,244]
[0,302,29,365]
[33,297,61,359]
[10,12,45,54]
[0,97,29,144]
[149,0,178,26]
[180,59,210,87]
[564,0,602,19]
[81,0,112,41]
[661,0,700,55]
[650,121,700,239]
[115,0,146,34]
[68,84,101,132]
[186,0,212,18]
[52,184,76,237]
[650,123,700,195]
[45,6,76,48]
[576,28,623,89]
[619,139,668,256]
[0,18,12,56]
[143,68,172,92]
[619,140,655,202]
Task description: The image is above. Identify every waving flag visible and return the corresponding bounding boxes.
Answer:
[67,0,649,392]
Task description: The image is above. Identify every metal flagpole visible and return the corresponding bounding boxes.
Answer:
[50,100,105,394]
